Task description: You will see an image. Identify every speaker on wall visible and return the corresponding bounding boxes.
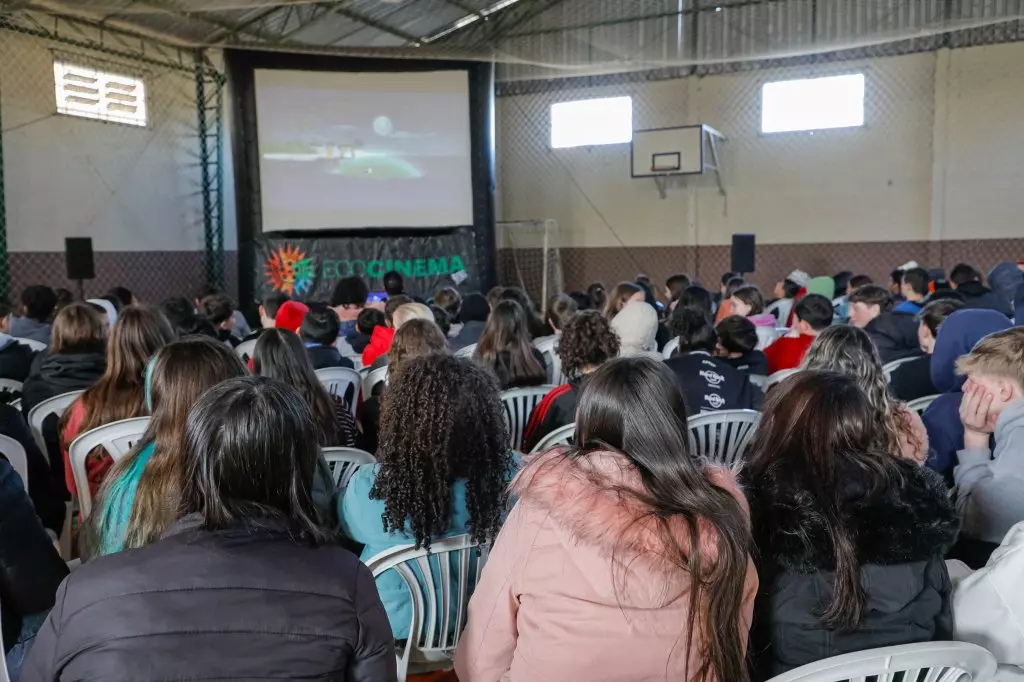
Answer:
[731,233,756,274]
[65,237,95,281]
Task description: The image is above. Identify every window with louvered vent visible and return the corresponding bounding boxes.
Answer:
[53,61,147,127]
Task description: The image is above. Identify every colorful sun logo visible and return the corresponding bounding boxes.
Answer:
[265,244,314,296]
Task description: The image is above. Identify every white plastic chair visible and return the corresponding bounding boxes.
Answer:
[315,366,361,417]
[13,337,46,352]
[322,447,376,489]
[68,417,150,520]
[764,641,997,682]
[501,385,557,452]
[907,394,941,416]
[749,374,769,390]
[529,422,576,454]
[8,398,20,411]
[0,600,9,682]
[765,368,801,390]
[366,534,490,682]
[28,390,84,456]
[0,433,29,488]
[533,336,565,385]
[688,409,761,466]
[362,365,389,400]
[883,356,920,381]
[234,338,257,362]
[0,378,23,397]
[662,337,680,359]
[454,343,476,359]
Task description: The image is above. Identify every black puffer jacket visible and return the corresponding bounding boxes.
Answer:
[956,281,1014,318]
[23,517,396,681]
[748,460,959,680]
[0,336,36,385]
[0,458,69,653]
[864,311,922,363]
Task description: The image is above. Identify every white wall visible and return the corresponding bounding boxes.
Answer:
[496,42,1024,248]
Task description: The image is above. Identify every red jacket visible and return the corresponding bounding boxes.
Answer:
[361,326,395,367]
[765,334,816,375]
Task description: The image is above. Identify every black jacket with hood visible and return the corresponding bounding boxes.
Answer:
[864,311,922,364]
[748,459,959,680]
[0,335,36,385]
[956,280,1013,318]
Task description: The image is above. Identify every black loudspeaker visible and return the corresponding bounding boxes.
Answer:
[731,233,756,274]
[65,237,95,281]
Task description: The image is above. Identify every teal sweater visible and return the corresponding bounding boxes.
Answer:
[95,441,155,556]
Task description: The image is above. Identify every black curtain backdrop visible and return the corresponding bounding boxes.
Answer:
[225,50,497,309]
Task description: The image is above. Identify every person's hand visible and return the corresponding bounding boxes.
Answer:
[960,382,997,435]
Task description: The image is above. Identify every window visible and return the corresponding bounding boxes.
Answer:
[761,73,865,134]
[53,61,147,127]
[550,96,632,149]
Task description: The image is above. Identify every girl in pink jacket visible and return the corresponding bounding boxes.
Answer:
[455,357,759,682]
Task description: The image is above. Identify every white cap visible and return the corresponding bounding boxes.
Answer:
[898,261,919,271]
[787,269,811,288]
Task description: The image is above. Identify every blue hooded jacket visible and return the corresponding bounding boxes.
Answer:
[923,309,1012,477]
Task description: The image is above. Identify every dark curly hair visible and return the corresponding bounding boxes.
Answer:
[557,310,620,380]
[372,354,511,550]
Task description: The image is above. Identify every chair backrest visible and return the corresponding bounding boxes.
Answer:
[0,378,23,400]
[13,337,46,352]
[234,338,257,362]
[764,641,996,682]
[662,337,680,359]
[907,394,941,416]
[765,368,801,390]
[322,447,376,488]
[749,374,769,390]
[501,385,557,452]
[366,534,490,682]
[454,343,476,359]
[362,365,389,401]
[688,409,761,466]
[0,434,29,488]
[315,366,361,416]
[8,398,20,412]
[529,422,576,454]
[533,336,565,385]
[883,356,919,381]
[68,417,151,519]
[28,390,84,455]
[0,600,8,682]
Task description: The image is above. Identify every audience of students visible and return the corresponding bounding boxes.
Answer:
[716,315,770,376]
[361,295,412,366]
[383,269,404,297]
[663,273,691,311]
[339,354,512,639]
[586,282,607,312]
[272,299,309,334]
[475,300,547,389]
[847,284,922,363]
[602,281,645,320]
[894,267,930,314]
[457,357,757,682]
[889,298,964,402]
[433,286,463,338]
[731,285,781,350]
[801,325,929,464]
[987,262,1024,316]
[451,292,489,350]
[610,300,660,358]
[715,274,746,323]
[26,377,396,681]
[764,294,833,374]
[0,297,37,383]
[298,303,354,370]
[257,291,289,331]
[523,310,620,451]
[665,308,762,414]
[330,275,370,347]
[160,297,216,339]
[767,269,808,324]
[951,263,1014,317]
[11,285,57,346]
[500,287,549,339]
[746,370,958,679]
[676,284,714,317]
[544,293,577,335]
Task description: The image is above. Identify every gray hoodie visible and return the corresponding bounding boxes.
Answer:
[9,316,51,346]
[956,398,1024,544]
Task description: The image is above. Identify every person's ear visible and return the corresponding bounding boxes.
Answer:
[259,305,266,319]
[998,377,1016,402]
[870,304,881,318]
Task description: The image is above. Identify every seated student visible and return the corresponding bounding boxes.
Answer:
[90,337,247,556]
[766,269,809,325]
[272,299,308,334]
[253,328,355,449]
[256,291,289,333]
[383,269,404,297]
[361,295,411,367]
[455,357,757,682]
[610,301,660,358]
[501,288,549,340]
[433,286,462,338]
[715,315,769,376]
[357,318,448,454]
[199,293,240,347]
[452,293,489,351]
[365,301,434,371]
[60,307,176,502]
[430,306,451,338]
[730,285,780,350]
[544,293,577,336]
[339,354,512,639]
[890,299,964,402]
[159,297,217,339]
[0,297,37,384]
[330,275,369,346]
[764,294,833,374]
[195,285,251,339]
[0,403,64,535]
[487,285,506,311]
[664,308,761,415]
[105,286,135,308]
[894,266,930,314]
[676,284,714,317]
[802,325,929,464]
[835,274,873,321]
[11,285,57,346]
[715,275,745,323]
[987,262,1024,318]
[602,282,645,320]
[298,303,354,370]
[746,371,958,679]
[0,457,69,679]
[953,328,1024,566]
[951,262,1013,318]
[586,282,607,312]
[27,377,396,681]
[663,273,691,312]
[567,291,593,310]
[523,311,620,452]
[475,300,547,390]
[923,309,1013,478]
[351,307,383,355]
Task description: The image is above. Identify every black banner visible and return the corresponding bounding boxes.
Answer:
[255,228,479,301]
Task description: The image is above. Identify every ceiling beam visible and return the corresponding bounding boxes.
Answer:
[439,0,485,19]
[330,4,422,45]
[466,0,571,46]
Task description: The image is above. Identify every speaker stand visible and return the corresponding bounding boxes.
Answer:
[76,279,85,302]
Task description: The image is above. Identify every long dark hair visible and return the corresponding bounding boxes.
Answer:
[181,376,331,542]
[372,354,511,550]
[252,328,340,446]
[500,287,548,339]
[474,299,546,389]
[572,357,752,682]
[746,371,905,630]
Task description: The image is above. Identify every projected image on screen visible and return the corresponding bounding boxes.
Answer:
[254,69,474,232]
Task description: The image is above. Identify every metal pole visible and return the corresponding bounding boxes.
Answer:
[0,78,10,299]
